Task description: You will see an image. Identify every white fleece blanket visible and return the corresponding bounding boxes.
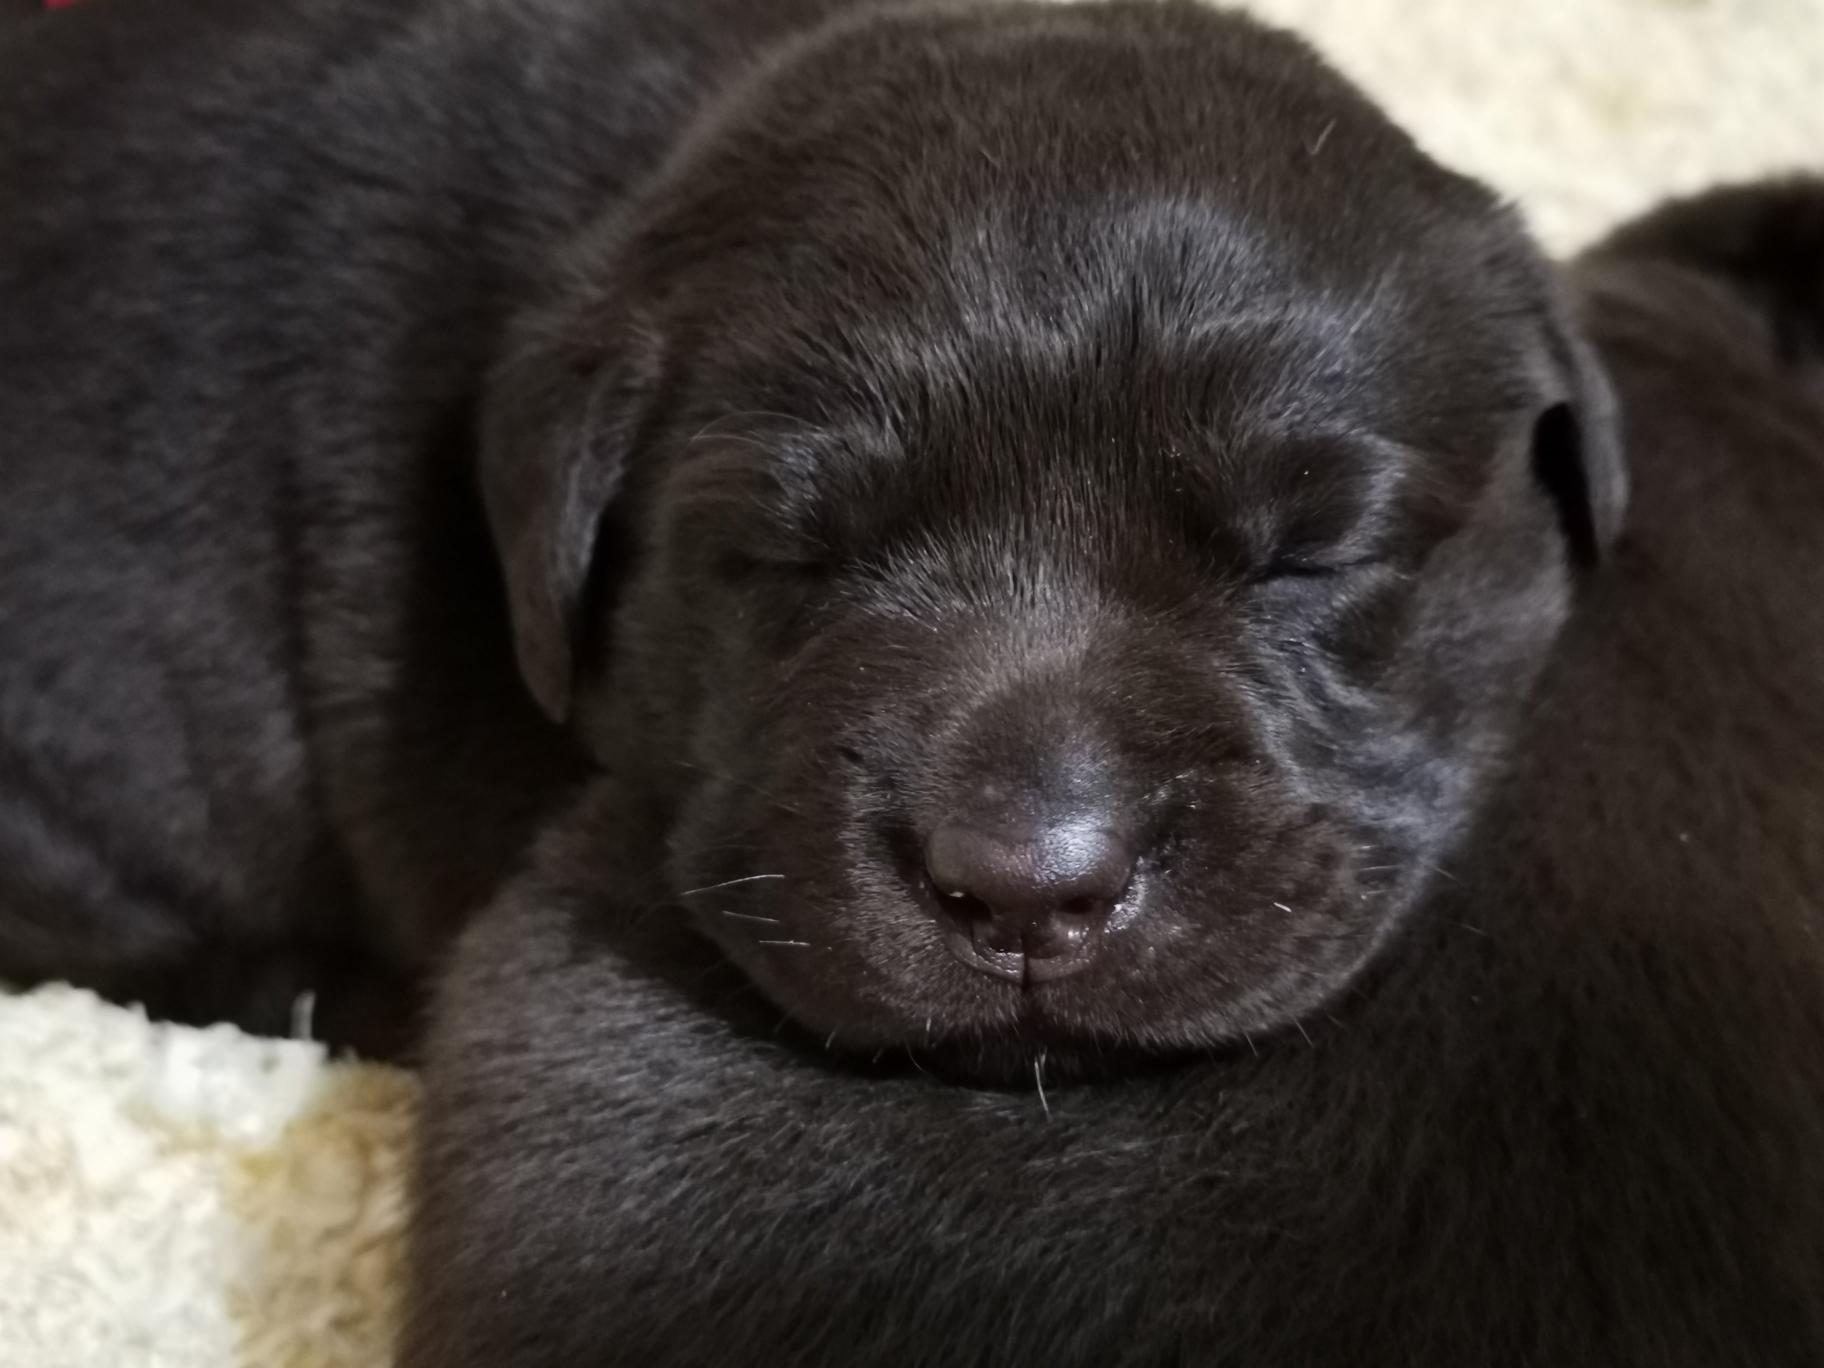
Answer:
[2,1,1819,1364]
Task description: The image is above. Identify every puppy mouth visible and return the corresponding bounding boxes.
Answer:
[936,913,1099,984]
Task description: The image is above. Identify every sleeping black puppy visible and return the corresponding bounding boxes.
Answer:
[407,181,1824,1366]
[0,0,1818,1361]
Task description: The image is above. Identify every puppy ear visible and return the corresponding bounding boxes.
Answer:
[1532,295,1627,567]
[479,313,661,723]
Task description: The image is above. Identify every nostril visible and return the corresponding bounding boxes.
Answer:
[925,825,1001,906]
[935,885,993,923]
[923,814,1138,982]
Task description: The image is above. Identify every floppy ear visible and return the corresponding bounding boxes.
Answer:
[478,312,663,723]
[1531,292,1627,568]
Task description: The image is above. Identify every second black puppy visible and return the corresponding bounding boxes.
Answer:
[2,0,1616,1077]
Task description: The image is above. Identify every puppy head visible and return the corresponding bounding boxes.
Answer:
[482,3,1622,1073]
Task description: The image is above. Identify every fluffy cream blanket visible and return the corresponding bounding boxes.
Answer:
[2,1,1818,1364]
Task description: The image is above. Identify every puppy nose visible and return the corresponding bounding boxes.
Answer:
[925,816,1135,983]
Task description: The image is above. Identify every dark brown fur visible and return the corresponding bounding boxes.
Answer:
[404,192,1824,1365]
[0,0,1819,1361]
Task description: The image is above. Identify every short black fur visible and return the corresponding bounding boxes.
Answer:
[1,0,1820,1362]
[407,186,1824,1364]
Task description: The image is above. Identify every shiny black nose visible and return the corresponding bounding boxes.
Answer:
[925,816,1136,983]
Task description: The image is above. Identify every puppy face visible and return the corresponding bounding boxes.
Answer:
[483,3,1622,1072]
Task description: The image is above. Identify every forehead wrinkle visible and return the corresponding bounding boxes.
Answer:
[845,521,1111,678]
[707,224,1441,523]
[670,239,1500,575]
[938,189,1281,344]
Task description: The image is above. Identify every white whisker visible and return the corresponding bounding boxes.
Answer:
[719,909,782,924]
[756,938,812,948]
[1033,1051,1052,1121]
[677,873,786,897]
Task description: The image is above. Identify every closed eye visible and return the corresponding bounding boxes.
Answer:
[1252,552,1380,585]
[713,547,836,587]
[1255,556,1342,582]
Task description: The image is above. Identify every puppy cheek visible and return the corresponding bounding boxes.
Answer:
[1227,886,1395,1020]
[670,748,940,1039]
[1431,510,1575,663]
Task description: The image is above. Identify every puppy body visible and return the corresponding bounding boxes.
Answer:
[0,0,843,1045]
[407,190,1824,1365]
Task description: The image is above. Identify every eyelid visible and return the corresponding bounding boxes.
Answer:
[1257,506,1397,581]
[1258,557,1338,581]
[714,544,834,582]
[1254,550,1384,583]
[675,496,835,583]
